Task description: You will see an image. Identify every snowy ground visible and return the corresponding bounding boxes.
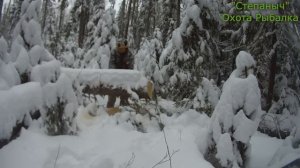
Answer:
[0,107,283,168]
[249,133,283,168]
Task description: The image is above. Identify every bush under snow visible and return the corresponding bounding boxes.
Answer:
[0,0,79,143]
[0,82,43,139]
[206,51,263,168]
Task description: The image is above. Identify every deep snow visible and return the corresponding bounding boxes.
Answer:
[0,106,283,168]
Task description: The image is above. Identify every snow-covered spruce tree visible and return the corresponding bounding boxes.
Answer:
[258,3,300,138]
[41,74,78,135]
[133,0,156,48]
[82,5,118,69]
[60,0,107,68]
[10,0,78,135]
[7,0,24,36]
[0,37,20,90]
[11,0,44,84]
[206,51,263,168]
[84,0,106,51]
[260,73,300,138]
[60,1,82,68]
[64,0,81,41]
[192,78,220,116]
[42,0,60,57]
[216,1,295,111]
[116,0,126,38]
[267,18,300,137]
[160,0,177,45]
[126,0,141,48]
[159,0,221,110]
[135,28,163,83]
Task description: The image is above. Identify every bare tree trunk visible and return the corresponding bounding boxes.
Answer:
[4,0,11,18]
[266,25,278,111]
[78,0,89,48]
[153,0,158,31]
[51,0,67,57]
[131,0,136,24]
[162,0,175,45]
[145,0,153,37]
[132,0,139,48]
[42,0,49,31]
[58,0,67,30]
[1,0,11,36]
[176,0,181,27]
[124,0,132,39]
[0,0,3,23]
[169,0,175,19]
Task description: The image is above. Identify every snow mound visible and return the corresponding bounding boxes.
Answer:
[0,60,21,90]
[268,136,300,168]
[28,45,52,66]
[24,19,42,47]
[14,47,31,74]
[9,36,24,62]
[30,60,61,85]
[0,62,21,90]
[0,110,214,168]
[0,82,43,139]
[42,74,77,109]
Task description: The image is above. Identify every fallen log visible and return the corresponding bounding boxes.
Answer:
[61,68,153,100]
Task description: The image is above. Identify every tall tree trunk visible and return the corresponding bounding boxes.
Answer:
[42,0,49,31]
[132,0,139,47]
[52,0,67,57]
[124,0,132,39]
[78,0,89,48]
[4,0,11,18]
[266,25,278,111]
[153,0,158,31]
[1,0,11,36]
[176,0,180,27]
[0,0,3,23]
[58,0,67,30]
[169,0,175,19]
[9,0,24,33]
[145,0,153,37]
[131,0,136,24]
[162,0,175,45]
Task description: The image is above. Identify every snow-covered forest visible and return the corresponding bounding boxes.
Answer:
[0,0,300,168]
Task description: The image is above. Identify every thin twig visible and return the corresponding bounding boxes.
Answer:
[54,144,61,168]
[152,153,168,168]
[163,129,172,168]
[153,83,179,168]
[152,150,179,168]
[124,153,135,168]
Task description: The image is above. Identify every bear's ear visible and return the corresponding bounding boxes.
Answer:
[117,43,121,47]
[124,40,128,46]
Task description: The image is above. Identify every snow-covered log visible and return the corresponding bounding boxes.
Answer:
[61,68,153,99]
